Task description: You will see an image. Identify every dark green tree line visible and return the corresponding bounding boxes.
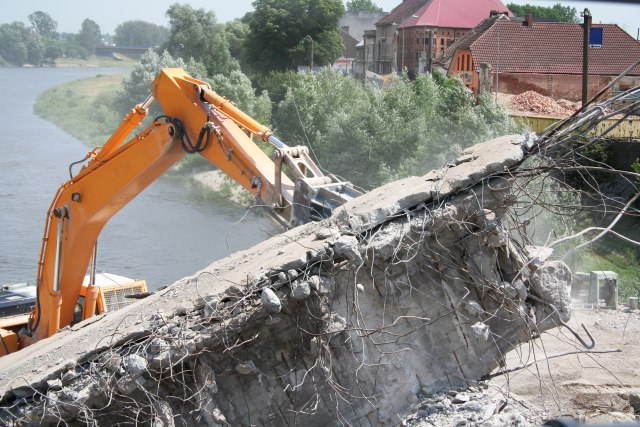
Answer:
[163,4,239,77]
[244,0,345,73]
[114,20,169,47]
[507,3,579,22]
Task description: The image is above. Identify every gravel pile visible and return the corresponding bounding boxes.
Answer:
[511,91,578,117]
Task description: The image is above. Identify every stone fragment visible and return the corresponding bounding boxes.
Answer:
[291,280,311,300]
[629,391,640,414]
[261,288,281,314]
[452,394,470,404]
[212,408,227,424]
[147,337,170,355]
[334,234,363,264]
[308,275,321,291]
[499,282,518,299]
[512,279,528,301]
[529,260,572,328]
[203,297,221,318]
[463,301,484,318]
[470,322,490,341]
[116,376,138,395]
[316,275,334,295]
[123,354,148,378]
[103,354,121,373]
[47,378,63,391]
[235,360,259,375]
[486,226,509,248]
[525,245,553,269]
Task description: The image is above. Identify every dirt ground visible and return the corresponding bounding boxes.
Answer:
[488,302,640,424]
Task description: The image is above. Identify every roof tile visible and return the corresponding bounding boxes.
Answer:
[470,21,640,75]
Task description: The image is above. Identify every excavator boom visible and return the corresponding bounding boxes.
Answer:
[16,68,360,348]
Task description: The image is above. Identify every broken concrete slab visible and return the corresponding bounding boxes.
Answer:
[0,134,571,426]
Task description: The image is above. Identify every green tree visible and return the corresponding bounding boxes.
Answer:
[223,20,250,68]
[274,71,516,188]
[506,3,579,22]
[208,70,272,125]
[113,50,208,117]
[0,21,50,66]
[346,0,383,12]
[28,11,58,38]
[43,38,63,63]
[245,0,345,72]
[114,20,169,47]
[0,22,29,65]
[164,4,239,77]
[77,18,101,53]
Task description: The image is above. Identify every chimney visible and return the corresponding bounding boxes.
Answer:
[523,13,534,26]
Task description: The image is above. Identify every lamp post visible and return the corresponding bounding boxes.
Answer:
[582,8,592,107]
[495,18,500,102]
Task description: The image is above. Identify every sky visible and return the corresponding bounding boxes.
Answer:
[2,1,639,37]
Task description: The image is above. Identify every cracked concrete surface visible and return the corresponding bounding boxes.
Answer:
[0,134,574,426]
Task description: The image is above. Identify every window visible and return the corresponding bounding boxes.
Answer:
[440,38,444,45]
[416,38,420,44]
[466,54,470,71]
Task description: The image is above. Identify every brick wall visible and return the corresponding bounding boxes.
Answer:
[495,73,614,101]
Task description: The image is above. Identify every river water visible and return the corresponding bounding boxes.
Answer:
[0,67,277,290]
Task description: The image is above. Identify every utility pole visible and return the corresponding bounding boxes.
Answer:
[427,30,432,73]
[582,8,592,107]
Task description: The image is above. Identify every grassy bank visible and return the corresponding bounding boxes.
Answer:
[55,55,138,68]
[34,73,126,147]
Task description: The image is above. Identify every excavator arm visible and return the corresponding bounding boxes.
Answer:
[22,68,360,346]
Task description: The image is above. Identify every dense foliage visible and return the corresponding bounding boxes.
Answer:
[0,11,111,65]
[274,70,516,188]
[28,11,57,38]
[0,21,60,66]
[163,4,239,77]
[114,20,169,48]
[77,19,101,53]
[113,50,207,117]
[244,0,345,72]
[506,3,579,23]
[346,0,383,13]
[112,50,270,127]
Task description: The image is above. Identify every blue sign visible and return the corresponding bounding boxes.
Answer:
[590,27,603,48]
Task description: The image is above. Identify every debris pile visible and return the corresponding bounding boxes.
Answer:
[401,385,535,427]
[0,135,575,426]
[511,91,578,116]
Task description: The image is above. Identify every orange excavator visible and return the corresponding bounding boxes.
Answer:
[0,68,360,356]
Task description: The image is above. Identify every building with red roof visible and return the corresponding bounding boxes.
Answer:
[439,15,640,100]
[368,0,510,74]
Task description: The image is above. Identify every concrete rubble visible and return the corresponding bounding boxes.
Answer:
[0,134,575,426]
